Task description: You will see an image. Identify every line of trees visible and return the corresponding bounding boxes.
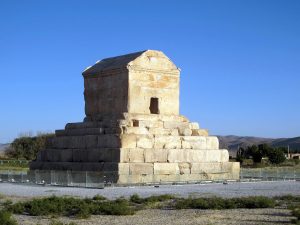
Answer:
[236,144,286,164]
[5,133,54,160]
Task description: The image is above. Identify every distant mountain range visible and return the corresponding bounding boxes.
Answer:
[217,135,300,157]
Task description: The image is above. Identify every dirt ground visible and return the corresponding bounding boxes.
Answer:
[13,208,295,225]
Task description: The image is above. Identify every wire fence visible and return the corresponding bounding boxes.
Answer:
[240,167,300,181]
[0,167,299,188]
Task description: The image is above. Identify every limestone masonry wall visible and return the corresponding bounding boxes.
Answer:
[30,50,240,184]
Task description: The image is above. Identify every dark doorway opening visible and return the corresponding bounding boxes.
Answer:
[150,97,159,114]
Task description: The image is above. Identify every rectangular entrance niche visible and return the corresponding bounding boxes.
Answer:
[150,97,159,114]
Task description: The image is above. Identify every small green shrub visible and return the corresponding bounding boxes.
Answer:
[92,195,106,201]
[0,210,17,225]
[130,194,175,204]
[7,195,135,218]
[174,196,275,210]
[292,208,300,220]
[237,196,275,208]
[275,195,300,202]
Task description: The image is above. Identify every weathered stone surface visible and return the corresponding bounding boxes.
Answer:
[154,163,180,175]
[128,148,145,162]
[192,129,208,136]
[124,127,149,135]
[120,134,136,148]
[167,149,188,162]
[144,149,168,163]
[178,163,191,175]
[129,163,153,175]
[98,135,120,148]
[178,127,192,136]
[163,121,189,129]
[30,50,240,185]
[206,136,219,150]
[136,135,154,149]
[189,122,199,130]
[182,136,206,149]
[154,136,181,149]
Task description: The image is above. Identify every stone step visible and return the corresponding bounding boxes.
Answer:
[50,135,121,149]
[36,147,229,164]
[30,161,239,179]
[37,148,121,163]
[56,127,122,137]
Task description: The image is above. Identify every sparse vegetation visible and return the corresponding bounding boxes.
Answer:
[5,196,134,218]
[0,209,17,225]
[5,133,54,160]
[174,196,275,210]
[2,194,300,224]
[130,194,174,204]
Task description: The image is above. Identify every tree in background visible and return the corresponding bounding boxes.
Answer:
[5,133,54,160]
[236,143,286,165]
[247,145,263,163]
[268,148,286,164]
[258,144,272,157]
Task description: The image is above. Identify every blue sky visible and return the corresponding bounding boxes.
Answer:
[0,0,299,143]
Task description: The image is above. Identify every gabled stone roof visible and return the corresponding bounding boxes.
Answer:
[82,50,179,76]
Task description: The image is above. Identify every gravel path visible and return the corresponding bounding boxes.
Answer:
[0,180,299,199]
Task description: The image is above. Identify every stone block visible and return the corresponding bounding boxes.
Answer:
[138,120,163,128]
[120,134,136,148]
[182,136,207,149]
[192,129,208,136]
[154,136,181,149]
[153,174,181,183]
[178,128,192,136]
[189,122,199,129]
[206,136,219,149]
[86,148,120,162]
[163,121,189,129]
[129,163,154,175]
[65,122,103,130]
[148,128,170,135]
[136,135,154,149]
[124,127,149,135]
[104,127,122,134]
[144,149,168,163]
[73,149,88,162]
[171,129,179,136]
[55,128,105,137]
[191,162,222,174]
[153,163,179,175]
[220,150,229,162]
[118,163,130,175]
[85,135,99,148]
[188,150,224,162]
[98,135,120,148]
[178,163,191,175]
[167,149,188,162]
[118,174,154,184]
[119,148,129,163]
[128,148,145,162]
[181,140,192,149]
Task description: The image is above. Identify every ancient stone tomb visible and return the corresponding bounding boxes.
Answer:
[30,50,240,184]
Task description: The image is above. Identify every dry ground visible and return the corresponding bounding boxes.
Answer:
[13,208,295,225]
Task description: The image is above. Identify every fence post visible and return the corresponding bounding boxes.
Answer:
[85,171,87,188]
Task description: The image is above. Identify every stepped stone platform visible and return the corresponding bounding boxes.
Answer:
[30,50,239,184]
